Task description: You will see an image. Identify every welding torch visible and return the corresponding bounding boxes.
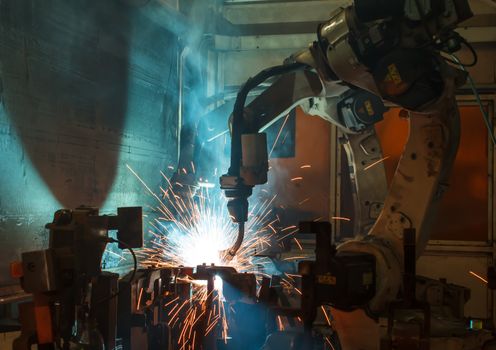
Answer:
[220,62,308,258]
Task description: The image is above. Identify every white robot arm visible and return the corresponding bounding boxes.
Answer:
[221,0,473,347]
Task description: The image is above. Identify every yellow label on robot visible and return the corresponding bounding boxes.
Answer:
[387,64,402,85]
[316,274,337,285]
[364,100,374,116]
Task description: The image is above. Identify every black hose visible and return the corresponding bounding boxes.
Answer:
[442,36,478,67]
[229,62,308,176]
[110,238,138,284]
[460,38,478,67]
[225,63,309,259]
[95,238,138,304]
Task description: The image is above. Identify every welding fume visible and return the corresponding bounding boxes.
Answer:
[3,0,496,349]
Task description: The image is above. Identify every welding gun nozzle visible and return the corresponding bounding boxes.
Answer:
[222,222,245,260]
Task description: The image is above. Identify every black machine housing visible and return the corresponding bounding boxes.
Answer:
[298,222,376,312]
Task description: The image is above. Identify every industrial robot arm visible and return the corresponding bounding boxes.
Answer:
[221,0,472,319]
[219,68,388,254]
[220,67,327,257]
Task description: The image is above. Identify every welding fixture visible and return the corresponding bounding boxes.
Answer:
[12,206,143,350]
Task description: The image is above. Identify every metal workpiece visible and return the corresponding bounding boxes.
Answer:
[118,265,262,350]
[195,264,258,302]
[117,267,194,350]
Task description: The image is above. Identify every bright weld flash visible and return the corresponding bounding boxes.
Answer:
[128,165,281,347]
[169,215,233,267]
[195,276,224,295]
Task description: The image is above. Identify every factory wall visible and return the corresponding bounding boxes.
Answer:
[0,0,180,288]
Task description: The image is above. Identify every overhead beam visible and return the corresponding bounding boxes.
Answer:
[214,24,496,52]
[222,0,495,26]
[214,33,314,51]
[222,0,348,25]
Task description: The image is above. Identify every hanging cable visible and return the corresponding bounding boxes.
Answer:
[229,62,308,176]
[95,238,138,304]
[108,238,138,284]
[441,35,478,67]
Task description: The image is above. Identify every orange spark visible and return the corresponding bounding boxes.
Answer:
[269,113,290,157]
[282,256,307,261]
[325,337,336,350]
[469,271,488,284]
[168,302,180,317]
[298,198,310,205]
[137,287,144,311]
[293,237,303,250]
[332,216,351,222]
[286,273,302,278]
[321,306,331,326]
[164,296,179,308]
[364,156,390,171]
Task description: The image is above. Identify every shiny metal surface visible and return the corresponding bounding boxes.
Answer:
[321,8,380,93]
